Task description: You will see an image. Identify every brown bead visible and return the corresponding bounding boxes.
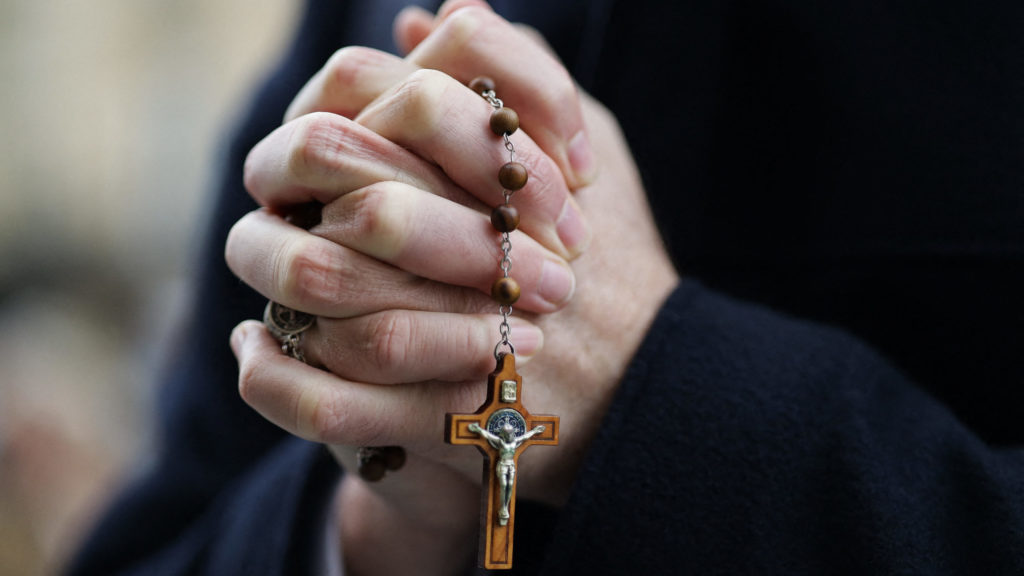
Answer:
[491,277,521,305]
[468,76,495,95]
[490,205,520,232]
[358,456,386,482]
[490,107,519,136]
[380,446,406,471]
[498,162,528,191]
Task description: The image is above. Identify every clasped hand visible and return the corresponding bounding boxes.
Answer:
[226,1,677,574]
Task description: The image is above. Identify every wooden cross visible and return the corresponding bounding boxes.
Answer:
[445,353,559,569]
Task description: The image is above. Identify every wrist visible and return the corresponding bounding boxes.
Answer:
[337,475,476,576]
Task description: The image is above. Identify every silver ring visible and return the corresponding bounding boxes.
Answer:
[263,301,315,362]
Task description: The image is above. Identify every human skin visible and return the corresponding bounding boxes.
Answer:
[227,2,679,574]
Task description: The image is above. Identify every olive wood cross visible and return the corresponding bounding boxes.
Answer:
[445,353,559,569]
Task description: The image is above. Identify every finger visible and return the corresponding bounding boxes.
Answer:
[225,208,491,318]
[514,23,560,61]
[396,0,494,52]
[355,69,591,260]
[393,5,434,56]
[231,320,484,449]
[284,2,494,124]
[302,311,543,384]
[435,0,493,21]
[284,47,420,122]
[405,5,597,189]
[243,111,477,209]
[314,181,577,313]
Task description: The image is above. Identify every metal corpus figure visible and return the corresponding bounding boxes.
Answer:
[468,422,546,525]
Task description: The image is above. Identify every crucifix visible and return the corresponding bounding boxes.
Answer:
[445,353,559,569]
[445,77,560,569]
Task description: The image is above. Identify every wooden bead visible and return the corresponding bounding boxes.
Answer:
[498,162,528,191]
[358,456,386,482]
[469,76,495,95]
[490,107,519,136]
[491,277,521,305]
[381,446,406,471]
[490,205,520,232]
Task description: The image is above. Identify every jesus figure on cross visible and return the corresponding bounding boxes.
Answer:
[467,422,546,525]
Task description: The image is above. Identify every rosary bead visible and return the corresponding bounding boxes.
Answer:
[490,205,520,232]
[490,107,519,136]
[498,162,528,191]
[380,446,406,471]
[469,76,496,95]
[492,277,521,305]
[358,456,387,482]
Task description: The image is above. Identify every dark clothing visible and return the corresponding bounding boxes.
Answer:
[68,0,1024,574]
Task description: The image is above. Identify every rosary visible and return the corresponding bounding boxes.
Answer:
[445,77,560,570]
[265,76,560,570]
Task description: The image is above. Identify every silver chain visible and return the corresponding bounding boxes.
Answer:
[282,334,305,363]
[485,89,517,359]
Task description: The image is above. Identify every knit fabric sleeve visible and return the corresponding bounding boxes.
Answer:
[533,280,1024,575]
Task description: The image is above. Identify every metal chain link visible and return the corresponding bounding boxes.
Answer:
[485,88,518,359]
[282,334,305,363]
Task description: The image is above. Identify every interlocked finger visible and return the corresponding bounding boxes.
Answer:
[244,111,478,210]
[286,2,596,190]
[301,310,544,385]
[232,320,487,450]
[312,181,576,313]
[285,46,420,122]
[354,68,589,260]
[226,209,492,318]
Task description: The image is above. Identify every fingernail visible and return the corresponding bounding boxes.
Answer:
[556,197,591,258]
[568,130,597,185]
[538,259,576,307]
[507,319,544,357]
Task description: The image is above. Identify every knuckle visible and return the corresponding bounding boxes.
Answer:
[274,235,344,306]
[335,183,411,259]
[440,285,492,315]
[520,152,564,207]
[348,417,390,447]
[386,68,453,139]
[435,6,491,50]
[286,112,348,184]
[537,67,577,111]
[363,311,414,372]
[324,46,381,89]
[299,386,344,442]
[305,389,387,445]
[323,45,372,87]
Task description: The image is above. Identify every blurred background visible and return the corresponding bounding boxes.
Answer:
[0,2,300,573]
